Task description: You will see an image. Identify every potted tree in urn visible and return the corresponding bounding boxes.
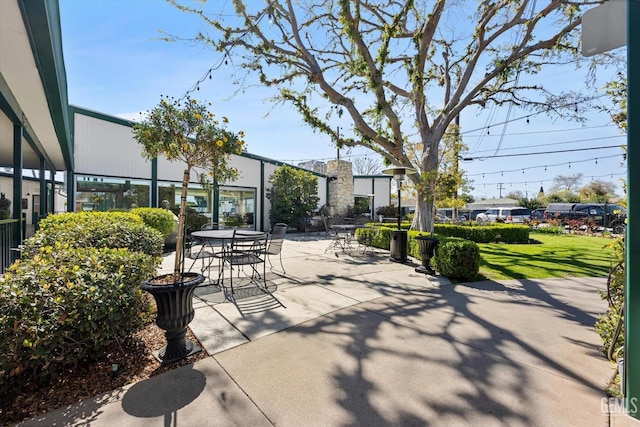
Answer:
[133,96,244,363]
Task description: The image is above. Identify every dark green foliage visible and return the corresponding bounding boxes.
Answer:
[432,238,480,281]
[0,246,158,386]
[267,165,320,230]
[170,206,209,233]
[355,226,390,249]
[434,223,530,243]
[376,205,397,218]
[346,198,371,218]
[131,207,175,238]
[0,193,11,214]
[595,237,625,359]
[21,211,163,258]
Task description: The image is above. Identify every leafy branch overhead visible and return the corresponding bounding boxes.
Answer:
[168,0,618,232]
[133,96,244,188]
[133,96,244,278]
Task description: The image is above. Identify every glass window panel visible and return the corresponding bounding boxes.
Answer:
[158,181,214,230]
[218,186,256,230]
[76,175,150,211]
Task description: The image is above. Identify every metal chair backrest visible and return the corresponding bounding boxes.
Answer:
[267,223,287,255]
[228,230,268,265]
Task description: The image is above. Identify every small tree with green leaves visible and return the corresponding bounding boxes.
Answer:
[133,96,244,281]
[267,165,319,231]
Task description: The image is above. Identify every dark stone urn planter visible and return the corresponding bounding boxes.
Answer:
[414,236,439,275]
[141,272,204,364]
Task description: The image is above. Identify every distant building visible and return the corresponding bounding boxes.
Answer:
[298,160,327,174]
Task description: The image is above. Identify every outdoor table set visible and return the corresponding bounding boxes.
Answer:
[189,229,277,303]
[325,224,378,255]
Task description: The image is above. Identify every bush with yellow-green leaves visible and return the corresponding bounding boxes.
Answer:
[0,245,158,386]
[22,211,163,258]
[0,211,163,387]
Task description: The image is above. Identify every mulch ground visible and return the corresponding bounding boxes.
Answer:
[0,321,208,426]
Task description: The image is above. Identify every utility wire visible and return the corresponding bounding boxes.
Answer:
[462,144,622,161]
[466,135,625,156]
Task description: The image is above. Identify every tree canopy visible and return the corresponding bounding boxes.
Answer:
[133,96,243,277]
[169,0,613,231]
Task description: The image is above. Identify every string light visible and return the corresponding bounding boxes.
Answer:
[460,94,608,136]
[466,154,619,177]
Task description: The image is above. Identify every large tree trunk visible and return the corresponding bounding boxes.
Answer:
[411,134,440,233]
[412,196,434,233]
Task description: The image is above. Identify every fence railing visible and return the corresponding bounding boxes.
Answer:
[0,219,21,273]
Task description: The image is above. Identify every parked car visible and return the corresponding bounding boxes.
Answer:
[544,203,626,233]
[531,208,546,220]
[476,207,532,223]
[436,208,468,222]
[469,209,488,221]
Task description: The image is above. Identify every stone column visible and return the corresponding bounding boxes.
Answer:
[326,159,353,216]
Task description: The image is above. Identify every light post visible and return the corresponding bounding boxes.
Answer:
[382,167,416,262]
[367,193,375,220]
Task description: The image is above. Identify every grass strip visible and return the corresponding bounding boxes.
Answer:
[477,233,615,280]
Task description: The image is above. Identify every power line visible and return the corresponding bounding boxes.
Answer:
[466,135,625,156]
[462,144,622,161]
[461,123,617,138]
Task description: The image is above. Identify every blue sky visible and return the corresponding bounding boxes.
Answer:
[59,0,627,201]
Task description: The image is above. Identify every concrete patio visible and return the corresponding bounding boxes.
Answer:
[18,232,638,426]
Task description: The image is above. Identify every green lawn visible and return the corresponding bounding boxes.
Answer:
[478,233,616,280]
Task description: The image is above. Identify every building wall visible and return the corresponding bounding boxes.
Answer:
[74,114,150,178]
[353,176,392,213]
[71,109,340,231]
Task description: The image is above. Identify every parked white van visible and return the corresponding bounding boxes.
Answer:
[476,207,531,223]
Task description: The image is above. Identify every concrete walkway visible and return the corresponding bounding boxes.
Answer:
[17,233,637,426]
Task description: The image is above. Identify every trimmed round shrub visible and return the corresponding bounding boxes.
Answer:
[0,246,159,386]
[131,207,175,238]
[433,238,480,281]
[21,211,163,258]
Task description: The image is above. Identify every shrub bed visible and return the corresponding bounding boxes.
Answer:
[22,211,164,258]
[0,246,158,387]
[357,227,481,281]
[530,225,563,234]
[130,207,175,238]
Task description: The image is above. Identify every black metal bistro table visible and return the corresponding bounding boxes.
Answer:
[190,229,265,281]
[327,224,364,254]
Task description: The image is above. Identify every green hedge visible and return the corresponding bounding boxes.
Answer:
[530,225,563,234]
[434,223,530,243]
[0,246,158,386]
[22,211,164,258]
[432,237,481,281]
[131,207,175,238]
[356,227,480,281]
